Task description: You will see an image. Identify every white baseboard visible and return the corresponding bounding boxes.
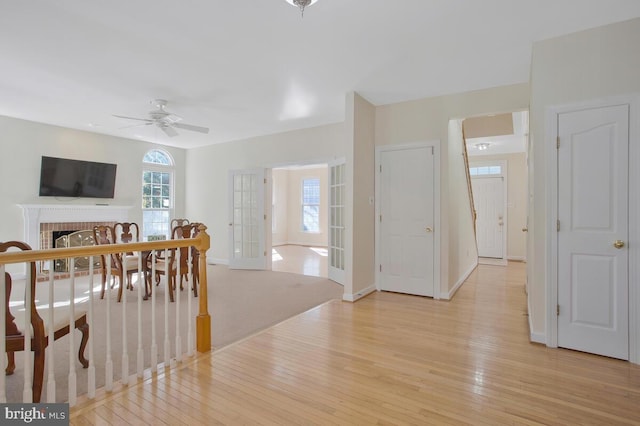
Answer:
[343,285,376,302]
[529,331,546,344]
[278,241,328,248]
[507,256,527,262]
[209,258,229,266]
[440,260,478,300]
[527,292,546,344]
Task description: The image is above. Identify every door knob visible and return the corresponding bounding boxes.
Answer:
[522,227,528,232]
[613,240,625,249]
[425,227,433,233]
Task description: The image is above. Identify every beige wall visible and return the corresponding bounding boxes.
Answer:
[344,92,376,299]
[0,115,186,272]
[375,83,530,294]
[470,152,528,260]
[185,123,345,264]
[447,119,478,296]
[271,168,289,246]
[529,17,640,338]
[272,166,328,247]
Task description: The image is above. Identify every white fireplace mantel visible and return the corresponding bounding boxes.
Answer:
[18,204,132,250]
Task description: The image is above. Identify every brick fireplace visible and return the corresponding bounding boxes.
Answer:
[18,204,132,276]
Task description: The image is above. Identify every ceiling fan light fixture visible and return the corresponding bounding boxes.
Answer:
[285,0,319,17]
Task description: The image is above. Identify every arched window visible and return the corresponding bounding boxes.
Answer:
[142,149,174,240]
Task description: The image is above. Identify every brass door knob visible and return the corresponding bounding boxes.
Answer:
[613,240,625,249]
[522,227,528,232]
[425,227,433,233]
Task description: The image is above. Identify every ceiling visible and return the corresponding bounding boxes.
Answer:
[1,1,639,149]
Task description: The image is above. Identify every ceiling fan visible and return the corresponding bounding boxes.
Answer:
[113,99,209,137]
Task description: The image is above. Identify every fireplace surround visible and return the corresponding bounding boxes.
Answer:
[18,204,132,275]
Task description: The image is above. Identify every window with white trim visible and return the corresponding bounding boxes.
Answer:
[302,178,320,233]
[469,165,502,176]
[142,149,174,240]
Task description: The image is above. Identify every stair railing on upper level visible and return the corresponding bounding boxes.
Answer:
[0,224,211,406]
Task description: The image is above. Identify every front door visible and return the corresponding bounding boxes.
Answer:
[228,168,267,270]
[378,146,435,297]
[557,104,629,360]
[472,176,505,259]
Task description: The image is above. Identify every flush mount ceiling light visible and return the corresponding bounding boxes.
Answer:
[286,0,319,17]
[475,143,490,151]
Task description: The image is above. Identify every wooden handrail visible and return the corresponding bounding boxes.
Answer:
[0,225,212,353]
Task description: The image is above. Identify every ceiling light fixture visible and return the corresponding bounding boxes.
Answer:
[286,0,319,17]
[476,143,490,151]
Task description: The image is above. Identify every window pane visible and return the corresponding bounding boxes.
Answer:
[143,149,172,165]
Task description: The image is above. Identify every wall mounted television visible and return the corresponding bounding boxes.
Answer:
[39,156,117,198]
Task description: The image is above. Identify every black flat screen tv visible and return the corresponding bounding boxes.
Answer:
[39,156,117,198]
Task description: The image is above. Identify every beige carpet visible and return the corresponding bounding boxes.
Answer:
[4,265,344,403]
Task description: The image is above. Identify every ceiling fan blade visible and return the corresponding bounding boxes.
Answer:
[120,122,154,130]
[173,122,209,134]
[113,114,153,123]
[160,125,179,137]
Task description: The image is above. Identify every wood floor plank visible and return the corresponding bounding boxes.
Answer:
[70,262,640,425]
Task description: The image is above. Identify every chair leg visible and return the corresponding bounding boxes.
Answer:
[5,352,15,375]
[76,319,89,368]
[32,348,45,403]
[100,269,106,299]
[169,275,175,303]
[117,272,124,302]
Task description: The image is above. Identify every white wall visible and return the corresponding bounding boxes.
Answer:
[529,18,640,337]
[470,152,528,260]
[0,115,186,255]
[375,83,530,294]
[185,123,345,264]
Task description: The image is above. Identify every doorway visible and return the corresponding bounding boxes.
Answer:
[465,111,529,265]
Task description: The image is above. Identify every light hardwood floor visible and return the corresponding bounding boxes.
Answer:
[271,244,328,278]
[70,262,640,425]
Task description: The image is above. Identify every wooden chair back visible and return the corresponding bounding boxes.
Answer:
[1,240,88,402]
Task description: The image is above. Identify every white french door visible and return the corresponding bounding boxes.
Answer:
[328,160,346,285]
[472,176,505,259]
[228,168,267,270]
[377,145,436,297]
[557,104,629,360]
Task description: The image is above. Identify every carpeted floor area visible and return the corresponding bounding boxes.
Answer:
[4,264,344,403]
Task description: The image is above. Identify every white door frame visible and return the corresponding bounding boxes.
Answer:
[375,141,441,299]
[469,159,508,262]
[545,94,640,364]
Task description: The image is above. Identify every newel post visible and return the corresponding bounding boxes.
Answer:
[195,224,211,352]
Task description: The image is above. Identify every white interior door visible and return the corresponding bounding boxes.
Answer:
[328,160,346,285]
[472,177,505,258]
[557,104,629,360]
[228,168,266,270]
[378,146,435,297]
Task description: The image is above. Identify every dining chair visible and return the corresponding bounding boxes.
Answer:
[2,240,89,402]
[151,223,199,302]
[92,225,139,302]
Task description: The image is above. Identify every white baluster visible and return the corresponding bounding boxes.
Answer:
[174,247,181,367]
[87,258,96,399]
[136,251,144,379]
[187,246,194,357]
[150,251,158,373]
[23,262,32,403]
[0,265,6,403]
[68,259,77,407]
[163,248,170,367]
[121,251,128,385]
[105,256,113,391]
[46,270,56,402]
